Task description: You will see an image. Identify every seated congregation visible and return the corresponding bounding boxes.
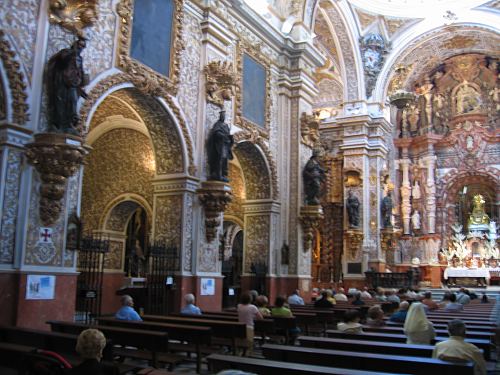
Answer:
[1,287,497,375]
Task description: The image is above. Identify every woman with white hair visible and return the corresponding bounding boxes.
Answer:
[69,329,108,374]
[404,302,436,345]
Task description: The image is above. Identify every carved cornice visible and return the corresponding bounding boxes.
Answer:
[79,74,196,176]
[116,0,184,96]
[48,0,98,37]
[0,30,29,125]
[204,60,236,108]
[234,41,272,138]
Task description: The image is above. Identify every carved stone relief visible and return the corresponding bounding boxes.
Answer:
[0,1,40,82]
[234,142,272,200]
[183,194,193,272]
[226,163,245,223]
[244,215,270,273]
[0,30,29,124]
[0,149,22,263]
[177,11,202,141]
[154,195,182,266]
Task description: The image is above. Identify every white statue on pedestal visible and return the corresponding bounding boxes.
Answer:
[411,210,421,230]
[412,181,421,200]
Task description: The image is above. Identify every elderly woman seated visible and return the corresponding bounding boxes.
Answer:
[69,329,110,375]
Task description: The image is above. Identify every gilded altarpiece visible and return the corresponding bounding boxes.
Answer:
[393,54,499,266]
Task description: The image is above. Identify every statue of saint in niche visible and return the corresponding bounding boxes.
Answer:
[381,191,393,228]
[207,110,234,182]
[346,190,360,228]
[303,149,326,205]
[47,36,89,135]
[411,210,421,230]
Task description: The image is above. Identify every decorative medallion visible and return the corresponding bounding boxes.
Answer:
[204,60,236,108]
[48,0,98,37]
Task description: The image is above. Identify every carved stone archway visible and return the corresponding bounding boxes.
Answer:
[80,73,195,175]
[0,30,29,125]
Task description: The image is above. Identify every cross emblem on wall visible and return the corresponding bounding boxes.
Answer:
[39,228,53,243]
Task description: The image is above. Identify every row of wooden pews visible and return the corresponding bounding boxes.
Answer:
[208,296,497,375]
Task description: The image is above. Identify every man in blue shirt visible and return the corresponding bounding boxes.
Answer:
[180,293,202,315]
[287,289,305,305]
[115,295,142,321]
[389,301,409,323]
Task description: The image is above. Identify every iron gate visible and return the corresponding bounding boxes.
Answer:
[146,243,179,315]
[75,236,109,323]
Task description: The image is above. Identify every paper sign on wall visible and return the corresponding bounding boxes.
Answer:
[26,275,56,300]
[200,278,215,296]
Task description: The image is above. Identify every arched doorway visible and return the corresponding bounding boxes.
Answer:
[80,85,186,315]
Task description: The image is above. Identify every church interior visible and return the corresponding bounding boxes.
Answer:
[0,0,499,373]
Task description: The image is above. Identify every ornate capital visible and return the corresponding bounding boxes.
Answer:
[48,0,98,37]
[197,181,232,242]
[204,61,236,108]
[300,112,320,148]
[25,133,89,226]
[300,205,324,252]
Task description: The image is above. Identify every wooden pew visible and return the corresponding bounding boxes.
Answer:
[142,315,247,355]
[363,326,494,341]
[47,320,177,369]
[262,344,474,375]
[386,321,495,332]
[207,353,409,375]
[97,317,211,373]
[325,330,491,359]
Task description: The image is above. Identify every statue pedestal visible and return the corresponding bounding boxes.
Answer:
[380,228,401,264]
[344,229,363,262]
[196,180,232,242]
[299,205,324,252]
[25,132,89,226]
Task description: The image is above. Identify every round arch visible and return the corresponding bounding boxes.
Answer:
[374,23,500,103]
[100,193,153,233]
[80,72,195,175]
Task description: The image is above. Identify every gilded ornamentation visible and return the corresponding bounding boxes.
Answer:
[48,0,98,37]
[344,229,363,261]
[234,41,272,137]
[0,30,29,124]
[81,129,154,232]
[115,0,184,96]
[300,205,324,252]
[388,64,413,95]
[300,112,320,148]
[80,77,194,174]
[153,195,182,265]
[25,133,89,226]
[380,228,397,253]
[226,163,245,223]
[244,215,270,273]
[204,60,236,108]
[197,181,232,243]
[234,142,271,200]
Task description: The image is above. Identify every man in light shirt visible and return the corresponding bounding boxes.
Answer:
[287,289,305,305]
[334,288,348,302]
[115,295,142,321]
[433,319,486,375]
[180,293,202,315]
[360,287,372,299]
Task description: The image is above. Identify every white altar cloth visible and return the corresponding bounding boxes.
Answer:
[444,267,491,279]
